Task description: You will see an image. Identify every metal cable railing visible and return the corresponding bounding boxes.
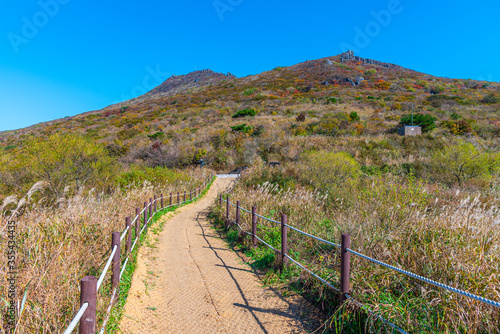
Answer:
[285,224,340,248]
[64,172,215,334]
[346,248,500,309]
[285,254,340,293]
[120,225,130,242]
[97,245,117,291]
[62,303,89,334]
[254,213,281,225]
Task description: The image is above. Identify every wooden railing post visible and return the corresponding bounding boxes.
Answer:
[219,194,222,208]
[143,202,148,230]
[154,195,157,212]
[190,190,192,201]
[79,276,97,334]
[281,214,288,272]
[170,193,172,207]
[177,192,180,205]
[125,216,132,253]
[135,208,140,239]
[149,198,153,218]
[340,233,351,304]
[161,194,164,209]
[236,201,240,225]
[111,232,121,290]
[252,206,257,247]
[184,192,186,203]
[226,195,230,220]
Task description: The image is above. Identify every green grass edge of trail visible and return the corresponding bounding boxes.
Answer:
[208,205,401,334]
[103,175,216,333]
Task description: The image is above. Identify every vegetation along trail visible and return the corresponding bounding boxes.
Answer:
[120,177,318,333]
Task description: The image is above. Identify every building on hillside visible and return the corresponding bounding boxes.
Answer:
[398,126,422,136]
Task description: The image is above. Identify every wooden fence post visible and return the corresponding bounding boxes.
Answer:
[177,192,180,205]
[170,193,172,207]
[111,232,121,290]
[79,276,97,334]
[143,202,148,230]
[125,216,132,253]
[219,194,222,208]
[281,214,288,272]
[154,195,157,212]
[236,201,240,226]
[226,195,230,220]
[149,198,153,218]
[252,206,257,248]
[135,208,140,239]
[340,233,351,304]
[184,192,186,203]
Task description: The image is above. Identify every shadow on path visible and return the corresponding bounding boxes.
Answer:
[195,210,270,334]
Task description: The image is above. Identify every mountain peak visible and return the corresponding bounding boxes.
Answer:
[149,69,236,96]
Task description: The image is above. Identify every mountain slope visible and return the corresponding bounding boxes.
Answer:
[0,51,498,170]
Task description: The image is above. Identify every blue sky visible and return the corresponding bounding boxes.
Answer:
[0,0,498,131]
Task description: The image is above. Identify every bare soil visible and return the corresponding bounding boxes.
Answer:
[119,178,320,333]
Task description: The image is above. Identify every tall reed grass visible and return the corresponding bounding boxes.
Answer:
[0,169,209,333]
[221,165,500,333]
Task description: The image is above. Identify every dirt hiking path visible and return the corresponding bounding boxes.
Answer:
[120,178,320,334]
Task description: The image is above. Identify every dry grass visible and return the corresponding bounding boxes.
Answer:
[222,166,500,333]
[0,169,209,333]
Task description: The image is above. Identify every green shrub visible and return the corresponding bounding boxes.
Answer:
[243,87,257,96]
[300,151,360,190]
[232,109,258,118]
[442,119,472,135]
[147,131,165,140]
[325,97,338,104]
[431,142,499,185]
[349,112,360,122]
[0,133,116,199]
[231,124,254,133]
[481,93,499,104]
[430,85,445,94]
[400,113,437,132]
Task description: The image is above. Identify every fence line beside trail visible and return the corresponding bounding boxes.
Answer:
[63,171,215,334]
[218,195,500,333]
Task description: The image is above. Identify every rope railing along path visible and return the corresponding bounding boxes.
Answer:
[218,196,500,333]
[63,172,215,334]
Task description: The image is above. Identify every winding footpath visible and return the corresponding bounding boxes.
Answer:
[119,177,320,334]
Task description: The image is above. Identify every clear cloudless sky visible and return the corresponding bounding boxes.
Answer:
[0,0,499,131]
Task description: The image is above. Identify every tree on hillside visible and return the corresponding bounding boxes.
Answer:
[400,113,437,133]
[431,142,499,186]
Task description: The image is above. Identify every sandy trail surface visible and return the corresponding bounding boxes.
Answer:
[120,177,320,333]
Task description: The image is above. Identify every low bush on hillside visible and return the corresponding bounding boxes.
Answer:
[232,109,257,118]
[400,113,437,132]
[0,133,116,202]
[230,124,254,134]
[431,141,500,186]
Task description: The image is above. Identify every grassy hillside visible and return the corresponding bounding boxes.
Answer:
[0,51,499,177]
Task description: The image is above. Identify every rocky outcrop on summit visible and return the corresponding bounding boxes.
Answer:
[339,50,403,70]
[149,69,236,96]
